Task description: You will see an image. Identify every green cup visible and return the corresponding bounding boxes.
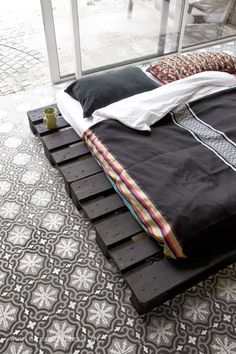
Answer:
[43,107,57,129]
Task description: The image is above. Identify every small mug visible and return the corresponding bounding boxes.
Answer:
[43,107,57,129]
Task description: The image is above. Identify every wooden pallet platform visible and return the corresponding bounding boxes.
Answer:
[28,104,236,314]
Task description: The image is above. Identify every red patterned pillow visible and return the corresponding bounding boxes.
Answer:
[147,51,236,84]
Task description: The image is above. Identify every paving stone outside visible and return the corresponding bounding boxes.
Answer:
[0,0,51,96]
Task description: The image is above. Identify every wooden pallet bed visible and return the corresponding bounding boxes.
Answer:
[28,104,236,314]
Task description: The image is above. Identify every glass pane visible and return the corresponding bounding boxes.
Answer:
[183,0,236,48]
[78,0,185,73]
[51,0,75,77]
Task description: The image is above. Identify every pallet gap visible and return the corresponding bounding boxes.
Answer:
[85,205,127,223]
[78,188,115,205]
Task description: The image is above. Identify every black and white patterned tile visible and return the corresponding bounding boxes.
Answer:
[0,85,236,353]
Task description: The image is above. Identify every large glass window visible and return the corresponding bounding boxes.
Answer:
[51,0,75,77]
[78,0,185,73]
[41,0,236,82]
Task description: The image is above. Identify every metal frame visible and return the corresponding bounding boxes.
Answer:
[177,0,190,52]
[41,0,236,83]
[40,0,60,83]
[40,0,76,83]
[157,0,171,56]
[70,0,82,79]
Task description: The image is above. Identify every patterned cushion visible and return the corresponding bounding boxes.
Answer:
[147,51,236,84]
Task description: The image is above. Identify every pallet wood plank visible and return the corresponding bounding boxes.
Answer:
[71,172,113,202]
[28,118,37,135]
[60,157,102,183]
[52,142,90,165]
[125,249,236,314]
[82,193,125,220]
[95,211,143,247]
[110,237,162,272]
[34,116,69,136]
[27,103,59,124]
[43,146,55,166]
[42,128,80,151]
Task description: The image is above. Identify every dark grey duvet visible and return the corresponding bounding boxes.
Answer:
[84,88,236,259]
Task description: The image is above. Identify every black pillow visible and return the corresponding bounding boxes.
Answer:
[65,67,160,117]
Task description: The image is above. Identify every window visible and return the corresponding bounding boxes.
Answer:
[41,0,236,82]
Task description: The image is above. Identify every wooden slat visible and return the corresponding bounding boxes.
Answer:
[27,103,59,124]
[125,248,236,314]
[60,157,102,183]
[28,118,36,135]
[110,237,162,272]
[52,142,89,165]
[95,211,142,247]
[34,116,69,136]
[42,128,80,151]
[71,172,113,202]
[43,146,55,166]
[82,193,124,220]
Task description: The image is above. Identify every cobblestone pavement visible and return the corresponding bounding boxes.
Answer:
[0,0,50,96]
